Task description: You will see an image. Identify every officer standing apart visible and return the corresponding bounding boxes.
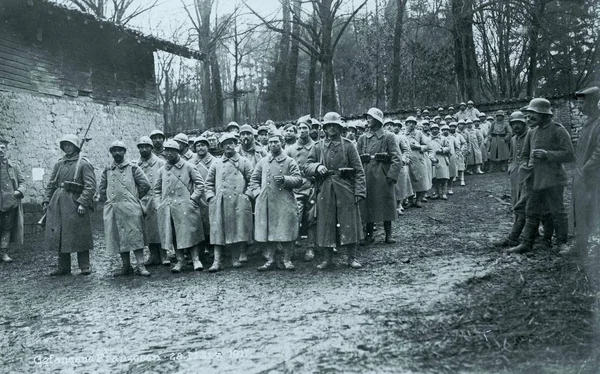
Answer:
[0,137,25,263]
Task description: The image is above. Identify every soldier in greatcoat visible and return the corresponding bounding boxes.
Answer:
[405,116,431,208]
[257,125,270,149]
[392,120,413,214]
[205,134,254,272]
[464,119,484,174]
[304,112,366,270]
[136,136,169,267]
[190,136,214,241]
[449,122,467,186]
[174,133,195,162]
[0,138,25,263]
[456,102,469,122]
[487,110,512,172]
[429,124,452,200]
[250,131,303,271]
[153,139,206,272]
[508,98,575,254]
[99,141,152,276]
[238,124,267,169]
[150,129,167,161]
[441,124,457,195]
[357,108,402,244]
[43,134,96,276]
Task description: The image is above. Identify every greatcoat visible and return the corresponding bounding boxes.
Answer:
[406,130,432,192]
[238,144,267,169]
[190,153,214,234]
[153,158,205,250]
[357,128,402,222]
[304,138,366,247]
[249,153,302,242]
[0,159,25,244]
[465,129,483,165]
[99,160,151,253]
[487,120,512,162]
[395,133,414,200]
[44,154,96,253]
[136,154,165,244]
[205,153,254,246]
[508,130,528,213]
[285,137,316,197]
[430,135,452,180]
[444,134,458,178]
[452,133,467,171]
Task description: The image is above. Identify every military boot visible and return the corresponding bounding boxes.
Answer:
[50,253,72,276]
[133,249,150,277]
[78,250,91,276]
[209,246,223,272]
[384,221,396,244]
[441,181,448,200]
[238,243,248,264]
[304,247,315,261]
[346,244,362,269]
[232,245,243,268]
[414,192,424,208]
[144,245,161,267]
[257,245,277,272]
[447,180,454,195]
[116,252,134,276]
[0,231,12,263]
[282,243,295,271]
[553,215,569,255]
[189,245,203,271]
[362,223,375,245]
[507,217,539,254]
[1,252,12,263]
[171,249,186,273]
[317,247,334,270]
[495,215,525,247]
[159,248,171,266]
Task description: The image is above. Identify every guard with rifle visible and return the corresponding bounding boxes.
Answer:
[43,130,97,276]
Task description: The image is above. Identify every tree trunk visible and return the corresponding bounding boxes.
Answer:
[390,0,408,110]
[451,0,479,101]
[526,0,545,97]
[288,0,301,118]
[309,52,317,117]
[211,56,224,125]
[319,0,337,113]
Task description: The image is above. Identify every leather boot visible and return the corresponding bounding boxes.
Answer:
[144,245,161,267]
[496,215,525,247]
[116,252,134,276]
[209,245,223,272]
[50,252,72,276]
[346,244,362,269]
[171,249,186,273]
[447,180,454,195]
[159,248,170,266]
[441,181,448,200]
[317,247,333,270]
[1,252,12,263]
[384,221,396,243]
[362,223,375,245]
[133,249,150,276]
[507,217,539,254]
[1,231,12,262]
[304,247,315,261]
[476,164,484,174]
[554,215,569,254]
[78,250,91,275]
[189,245,203,271]
[282,242,295,271]
[232,244,242,268]
[239,243,248,263]
[257,245,276,271]
[414,192,423,208]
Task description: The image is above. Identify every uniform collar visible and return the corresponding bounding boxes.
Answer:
[295,137,314,149]
[222,153,240,163]
[165,158,185,170]
[200,153,213,164]
[323,138,342,148]
[110,159,130,170]
[366,128,384,139]
[138,154,158,166]
[61,153,80,162]
[268,152,287,162]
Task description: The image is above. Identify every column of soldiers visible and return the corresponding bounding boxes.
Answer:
[1,93,598,273]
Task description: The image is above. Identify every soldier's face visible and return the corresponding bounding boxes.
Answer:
[222,140,237,157]
[164,148,179,163]
[431,128,440,136]
[449,126,456,134]
[208,138,218,148]
[298,124,310,139]
[511,121,526,134]
[458,124,465,131]
[269,138,283,154]
[392,125,400,134]
[325,124,340,138]
[61,143,77,156]
[406,121,416,132]
[195,142,208,156]
[138,144,152,158]
[228,127,239,135]
[442,129,449,136]
[346,129,356,140]
[258,132,268,145]
[0,143,6,159]
[284,127,297,141]
[150,135,164,148]
[240,131,253,145]
[526,111,543,128]
[110,147,126,163]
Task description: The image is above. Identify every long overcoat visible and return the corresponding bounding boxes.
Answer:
[285,138,316,197]
[44,154,96,253]
[430,135,452,179]
[444,134,458,178]
[137,154,165,244]
[190,153,214,235]
[304,138,366,247]
[452,133,467,171]
[508,131,528,214]
[395,133,414,200]
[99,160,151,253]
[488,120,512,161]
[238,144,267,169]
[205,153,254,246]
[153,158,205,250]
[249,153,302,242]
[2,159,25,244]
[357,128,402,222]
[406,130,432,192]
[465,129,483,165]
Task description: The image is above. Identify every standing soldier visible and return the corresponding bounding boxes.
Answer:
[286,118,317,260]
[174,133,195,162]
[136,136,169,267]
[465,100,481,120]
[567,87,600,257]
[227,122,241,135]
[464,120,484,174]
[238,124,267,168]
[150,129,167,160]
[99,141,152,276]
[257,125,270,149]
[449,122,467,186]
[508,98,575,254]
[487,110,512,172]
[250,131,303,271]
[405,116,431,207]
[206,132,223,157]
[393,120,413,214]
[190,136,215,247]
[304,112,366,269]
[429,124,452,200]
[441,124,457,195]
[205,134,254,272]
[358,108,402,244]
[0,138,25,263]
[283,123,298,149]
[456,102,469,121]
[154,139,206,272]
[43,134,96,276]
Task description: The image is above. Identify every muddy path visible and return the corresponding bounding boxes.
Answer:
[1,171,598,373]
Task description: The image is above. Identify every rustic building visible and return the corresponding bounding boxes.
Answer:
[0,0,203,205]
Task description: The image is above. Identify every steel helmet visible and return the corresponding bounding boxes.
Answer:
[466,119,473,124]
[459,102,466,107]
[365,108,384,125]
[430,123,440,129]
[257,125,269,134]
[449,122,458,127]
[422,109,430,115]
[495,110,506,117]
[322,112,344,128]
[219,133,238,145]
[227,121,240,130]
[467,100,474,105]
[444,115,452,120]
[297,115,312,126]
[457,119,466,125]
[137,136,153,147]
[150,129,165,138]
[523,98,553,115]
[405,116,417,124]
[473,118,481,123]
[441,124,450,131]
[163,139,181,151]
[194,136,209,146]
[509,111,527,124]
[384,118,395,126]
[59,134,81,151]
[174,133,189,144]
[109,140,126,152]
[438,107,444,112]
[448,106,455,111]
[487,116,494,121]
[239,124,253,134]
[479,112,486,118]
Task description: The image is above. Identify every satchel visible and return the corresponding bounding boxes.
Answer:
[1,192,18,210]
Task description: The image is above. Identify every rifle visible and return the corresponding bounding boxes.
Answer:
[39,116,95,226]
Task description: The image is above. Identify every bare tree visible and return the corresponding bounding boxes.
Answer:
[58,0,158,25]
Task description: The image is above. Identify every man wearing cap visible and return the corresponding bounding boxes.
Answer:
[227,121,241,135]
[150,130,167,161]
[190,136,214,245]
[358,108,402,244]
[249,131,302,271]
[304,112,366,269]
[508,98,575,254]
[346,123,358,143]
[99,141,152,276]
[447,107,456,121]
[206,132,223,157]
[43,134,96,276]
[174,133,194,161]
[430,123,452,200]
[405,116,431,207]
[286,117,317,260]
[136,136,169,267]
[449,121,467,186]
[282,123,298,149]
[0,138,25,263]
[441,124,458,195]
[487,110,512,172]
[257,125,270,148]
[568,86,600,257]
[355,121,366,138]
[456,102,469,121]
[154,139,206,272]
[205,133,254,272]
[392,120,413,213]
[465,100,481,121]
[238,124,267,169]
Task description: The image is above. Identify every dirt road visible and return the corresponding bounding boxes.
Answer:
[1,171,598,373]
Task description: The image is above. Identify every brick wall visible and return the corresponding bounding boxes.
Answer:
[0,91,163,205]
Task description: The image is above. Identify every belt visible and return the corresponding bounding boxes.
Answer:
[327,170,342,176]
[491,133,505,137]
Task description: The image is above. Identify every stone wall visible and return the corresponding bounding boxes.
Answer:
[0,91,163,205]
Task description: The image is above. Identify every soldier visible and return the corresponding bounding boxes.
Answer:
[346,123,358,143]
[190,136,214,245]
[429,124,452,200]
[238,124,267,168]
[43,134,96,276]
[447,106,456,120]
[250,131,302,271]
[99,141,152,276]
[0,137,25,263]
[393,120,413,214]
[358,108,402,244]
[283,123,298,149]
[464,119,484,174]
[174,133,195,162]
[206,133,223,157]
[136,136,169,267]
[508,98,575,254]
[150,129,167,160]
[227,121,241,135]
[154,140,206,272]
[304,112,366,269]
[487,110,512,172]
[566,86,600,257]
[405,116,431,207]
[356,121,366,138]
[474,118,489,171]
[206,134,254,272]
[456,102,469,121]
[465,100,481,120]
[448,122,467,187]
[286,118,317,260]
[257,125,270,148]
[441,124,457,195]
